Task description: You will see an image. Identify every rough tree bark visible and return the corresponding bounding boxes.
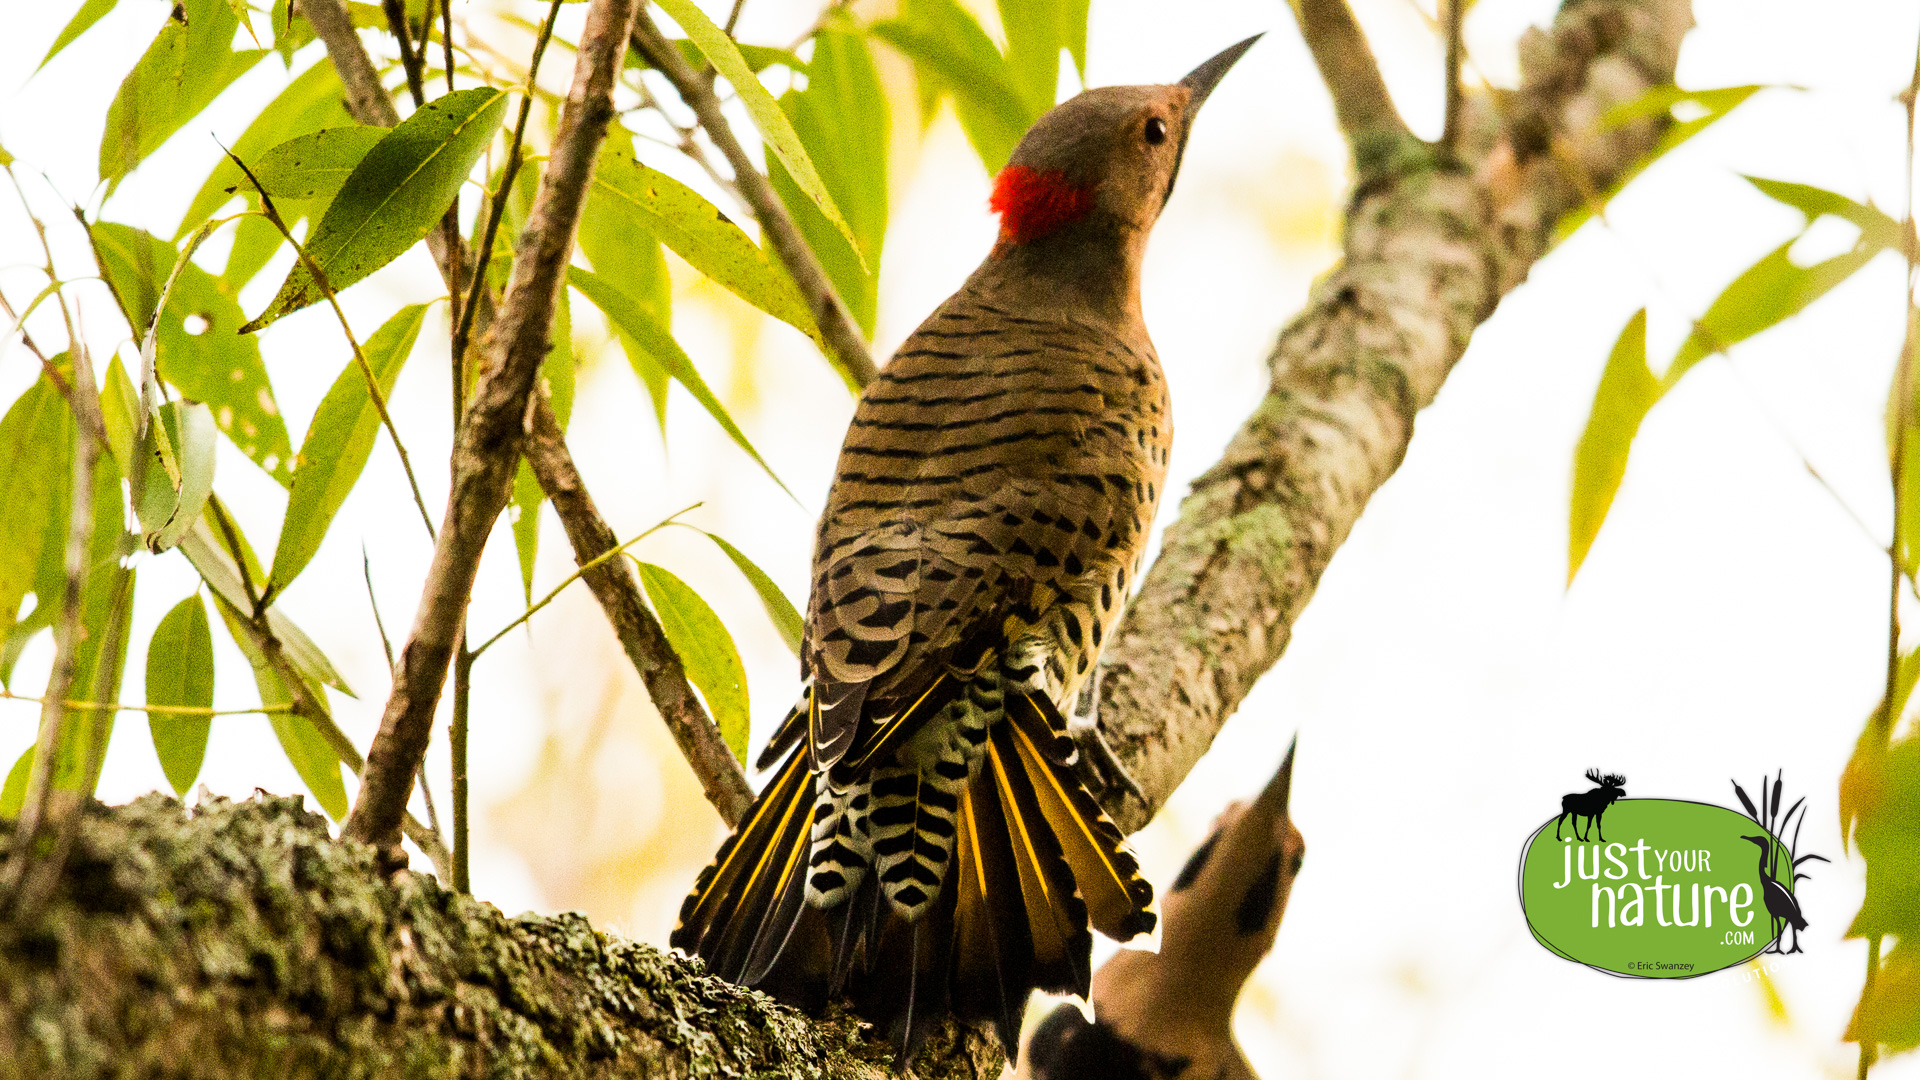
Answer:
[0,0,1692,1075]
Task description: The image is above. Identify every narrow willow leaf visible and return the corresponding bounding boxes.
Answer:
[90,223,294,483]
[135,400,218,554]
[1568,310,1658,582]
[769,30,887,337]
[177,507,354,697]
[146,594,215,796]
[253,126,391,200]
[243,87,508,332]
[1666,240,1889,388]
[873,0,1033,173]
[52,562,136,798]
[101,356,139,479]
[100,0,269,192]
[1556,85,1767,239]
[703,531,803,657]
[0,376,71,647]
[627,37,807,75]
[0,748,29,819]
[655,0,861,259]
[270,304,428,592]
[1743,176,1905,248]
[178,59,351,249]
[37,0,118,72]
[570,266,793,498]
[998,0,1074,116]
[638,562,749,763]
[511,292,574,602]
[212,597,348,819]
[587,140,819,346]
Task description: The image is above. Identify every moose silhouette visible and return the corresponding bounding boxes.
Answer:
[1554,769,1626,842]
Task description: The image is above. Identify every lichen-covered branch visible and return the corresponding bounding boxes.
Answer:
[0,795,999,1080]
[629,9,879,388]
[522,400,754,826]
[1096,0,1694,832]
[346,0,643,850]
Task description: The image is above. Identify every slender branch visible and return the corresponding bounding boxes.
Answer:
[383,0,429,107]
[440,0,456,93]
[344,0,644,851]
[452,0,566,381]
[1441,0,1465,151]
[451,648,471,893]
[630,8,878,389]
[1284,0,1410,142]
[0,690,295,717]
[305,0,402,127]
[521,399,753,825]
[1093,0,1693,832]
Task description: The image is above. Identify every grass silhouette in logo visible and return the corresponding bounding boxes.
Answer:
[1731,772,1828,955]
[1555,769,1626,842]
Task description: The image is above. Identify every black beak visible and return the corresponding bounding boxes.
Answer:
[1255,734,1297,815]
[1178,33,1263,117]
[1164,34,1261,204]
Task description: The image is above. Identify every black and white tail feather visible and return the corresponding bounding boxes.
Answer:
[670,676,1155,1062]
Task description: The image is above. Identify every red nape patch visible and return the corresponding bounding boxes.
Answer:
[990,165,1096,246]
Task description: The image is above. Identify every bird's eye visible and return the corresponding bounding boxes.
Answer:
[1144,117,1168,145]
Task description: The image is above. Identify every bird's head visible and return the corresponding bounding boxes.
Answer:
[989,35,1260,251]
[1741,834,1771,850]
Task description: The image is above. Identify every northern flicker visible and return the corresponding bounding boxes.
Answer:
[1024,740,1305,1080]
[669,35,1261,1061]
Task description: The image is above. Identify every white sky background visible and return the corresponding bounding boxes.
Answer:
[3,0,1919,1077]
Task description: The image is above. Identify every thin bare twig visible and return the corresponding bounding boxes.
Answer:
[1441,0,1464,151]
[630,8,878,388]
[0,690,295,717]
[344,0,644,852]
[384,0,429,107]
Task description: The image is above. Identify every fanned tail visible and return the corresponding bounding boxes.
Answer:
[672,686,1154,1066]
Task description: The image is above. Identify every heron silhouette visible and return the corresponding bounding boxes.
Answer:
[1741,834,1807,954]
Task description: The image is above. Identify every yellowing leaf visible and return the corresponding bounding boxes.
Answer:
[244,87,507,332]
[212,597,347,819]
[146,594,215,796]
[638,562,749,763]
[1568,309,1657,582]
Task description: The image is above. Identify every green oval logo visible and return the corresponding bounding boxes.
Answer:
[1519,799,1796,978]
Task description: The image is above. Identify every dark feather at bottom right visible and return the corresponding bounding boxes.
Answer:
[1024,738,1304,1080]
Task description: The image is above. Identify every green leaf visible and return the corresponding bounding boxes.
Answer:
[135,400,218,554]
[0,748,30,819]
[177,505,354,697]
[999,0,1080,116]
[0,376,72,650]
[655,0,861,259]
[146,594,215,796]
[253,125,392,200]
[100,0,270,193]
[769,30,888,337]
[702,532,802,657]
[638,562,749,763]
[873,0,1033,173]
[37,0,118,72]
[1556,85,1767,239]
[243,87,508,332]
[1850,939,1920,1051]
[1666,239,1890,389]
[52,556,137,799]
[511,291,574,602]
[587,139,820,346]
[1743,176,1906,249]
[1568,310,1657,582]
[101,356,139,479]
[630,37,807,75]
[212,597,347,819]
[270,304,429,593]
[272,0,317,65]
[90,223,294,484]
[570,266,793,498]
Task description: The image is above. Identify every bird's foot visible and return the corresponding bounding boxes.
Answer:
[1068,681,1148,807]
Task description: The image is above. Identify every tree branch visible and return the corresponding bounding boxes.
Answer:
[522,399,755,826]
[629,8,879,388]
[344,0,642,851]
[1286,0,1409,142]
[1095,0,1694,832]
